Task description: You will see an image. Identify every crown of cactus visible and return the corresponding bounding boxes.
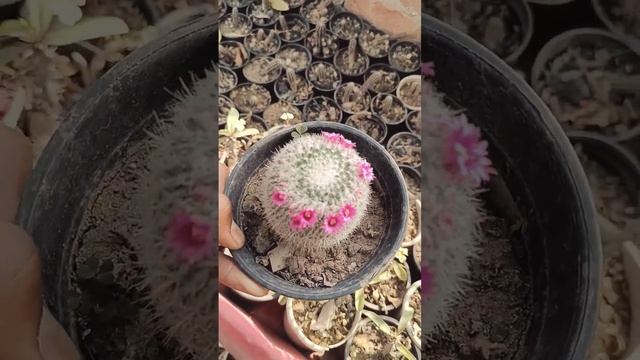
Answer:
[131,68,216,358]
[422,63,495,336]
[258,131,374,253]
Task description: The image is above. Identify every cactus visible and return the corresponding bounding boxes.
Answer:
[423,63,495,336]
[131,68,216,358]
[258,131,375,254]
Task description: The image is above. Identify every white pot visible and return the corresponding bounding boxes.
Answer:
[283,297,362,353]
[396,75,421,111]
[364,261,412,313]
[343,315,421,360]
[402,280,422,349]
[401,198,421,248]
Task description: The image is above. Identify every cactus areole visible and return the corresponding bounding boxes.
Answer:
[225,122,409,300]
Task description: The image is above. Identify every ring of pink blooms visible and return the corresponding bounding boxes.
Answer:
[286,203,358,234]
[321,131,356,149]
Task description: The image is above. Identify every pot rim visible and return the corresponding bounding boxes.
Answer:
[386,132,422,168]
[219,66,238,94]
[402,280,422,348]
[388,40,421,73]
[225,121,408,300]
[396,74,421,111]
[306,61,342,92]
[333,47,370,78]
[328,10,364,41]
[219,40,250,69]
[219,11,253,38]
[244,28,282,57]
[303,95,343,123]
[344,112,388,144]
[334,82,371,115]
[274,13,310,43]
[364,63,400,95]
[276,43,313,73]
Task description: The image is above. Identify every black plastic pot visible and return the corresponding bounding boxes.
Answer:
[568,131,640,207]
[224,121,408,300]
[17,16,217,357]
[424,15,600,360]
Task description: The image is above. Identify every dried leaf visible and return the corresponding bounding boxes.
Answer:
[0,43,29,67]
[397,306,414,334]
[277,295,287,305]
[269,0,290,11]
[43,17,129,46]
[355,288,364,311]
[396,342,416,360]
[310,299,335,331]
[362,310,392,336]
[0,19,36,42]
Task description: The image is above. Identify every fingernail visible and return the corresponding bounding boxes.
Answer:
[230,221,245,248]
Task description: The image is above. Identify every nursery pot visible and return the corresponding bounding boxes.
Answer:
[224,121,409,300]
[283,297,362,352]
[363,260,412,313]
[343,315,421,360]
[17,17,217,358]
[424,15,601,360]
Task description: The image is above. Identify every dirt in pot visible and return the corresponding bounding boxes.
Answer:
[276,45,311,72]
[387,133,421,168]
[300,0,336,25]
[275,14,308,42]
[263,101,303,127]
[220,41,250,69]
[219,96,234,124]
[240,169,385,288]
[348,318,414,360]
[425,216,533,359]
[229,83,271,113]
[68,142,187,360]
[359,27,390,58]
[424,0,526,59]
[412,245,421,267]
[372,94,406,125]
[330,12,363,40]
[220,8,252,38]
[304,96,342,122]
[401,168,420,200]
[536,41,640,139]
[305,23,339,60]
[364,262,408,312]
[335,82,372,114]
[275,69,314,105]
[364,65,399,94]
[247,0,279,26]
[335,39,370,76]
[345,112,386,143]
[245,28,280,56]
[406,111,420,135]
[397,76,421,109]
[307,61,341,92]
[243,57,282,84]
[389,42,420,73]
[291,296,357,347]
[219,67,237,94]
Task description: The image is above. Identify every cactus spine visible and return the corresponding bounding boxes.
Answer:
[131,68,217,358]
[258,131,374,253]
[423,67,495,336]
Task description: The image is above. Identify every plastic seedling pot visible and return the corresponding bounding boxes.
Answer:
[224,121,409,300]
[17,17,217,358]
[423,14,600,360]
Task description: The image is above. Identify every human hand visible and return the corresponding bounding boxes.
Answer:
[218,162,267,297]
[0,124,80,360]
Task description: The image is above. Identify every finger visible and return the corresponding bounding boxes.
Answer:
[0,124,32,223]
[39,306,81,360]
[218,162,229,194]
[219,254,267,297]
[0,222,42,359]
[219,194,244,249]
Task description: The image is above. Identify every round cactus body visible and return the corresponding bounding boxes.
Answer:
[423,74,495,336]
[132,68,216,358]
[258,131,375,253]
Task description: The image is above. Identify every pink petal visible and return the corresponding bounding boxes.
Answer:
[271,190,287,206]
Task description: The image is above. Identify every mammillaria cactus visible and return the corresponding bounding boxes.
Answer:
[131,68,216,358]
[258,130,375,254]
[423,63,495,335]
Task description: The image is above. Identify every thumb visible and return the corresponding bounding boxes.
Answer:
[0,222,43,360]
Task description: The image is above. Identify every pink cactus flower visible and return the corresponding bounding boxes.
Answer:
[421,62,435,77]
[422,265,433,298]
[166,211,213,264]
[289,213,306,231]
[321,131,344,143]
[301,208,318,225]
[356,160,375,183]
[442,115,495,186]
[271,190,287,206]
[322,213,345,235]
[340,204,356,222]
[340,138,356,149]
